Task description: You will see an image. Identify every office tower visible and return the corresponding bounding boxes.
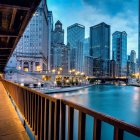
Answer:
[84,56,94,76]
[130,50,136,74]
[112,31,127,77]
[6,0,49,72]
[83,38,90,56]
[90,22,110,77]
[67,23,85,72]
[109,60,118,78]
[52,20,64,44]
[51,21,70,73]
[47,11,53,71]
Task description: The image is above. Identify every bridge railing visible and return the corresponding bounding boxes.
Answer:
[2,79,60,140]
[1,79,140,140]
[60,99,140,140]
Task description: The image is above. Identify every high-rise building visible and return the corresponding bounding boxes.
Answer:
[52,20,64,44]
[83,38,90,56]
[112,31,127,77]
[109,60,118,78]
[67,23,85,72]
[6,0,49,72]
[47,11,53,71]
[51,20,70,73]
[130,50,136,74]
[90,22,110,77]
[84,56,94,76]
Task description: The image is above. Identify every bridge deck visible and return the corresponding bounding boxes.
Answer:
[0,81,29,140]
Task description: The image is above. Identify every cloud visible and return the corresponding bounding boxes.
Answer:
[48,0,138,57]
[77,1,138,57]
[82,0,138,16]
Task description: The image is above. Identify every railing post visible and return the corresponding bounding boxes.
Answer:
[49,101,55,140]
[68,106,74,140]
[54,100,60,140]
[93,118,101,140]
[78,111,86,140]
[114,127,124,140]
[44,99,49,140]
[61,101,66,140]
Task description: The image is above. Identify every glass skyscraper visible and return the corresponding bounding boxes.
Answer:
[90,22,110,76]
[112,31,127,77]
[67,23,85,72]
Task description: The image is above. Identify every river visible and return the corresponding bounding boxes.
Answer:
[50,85,140,140]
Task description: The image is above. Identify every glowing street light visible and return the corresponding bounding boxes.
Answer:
[59,67,63,71]
[52,69,56,73]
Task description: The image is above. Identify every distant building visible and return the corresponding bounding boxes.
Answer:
[67,23,85,72]
[51,44,70,74]
[90,22,110,77]
[84,56,94,76]
[51,20,70,73]
[128,50,137,75]
[127,55,131,76]
[112,31,127,77]
[83,38,90,56]
[52,20,64,44]
[47,11,53,71]
[109,60,117,78]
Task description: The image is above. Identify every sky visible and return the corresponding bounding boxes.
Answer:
[47,0,138,57]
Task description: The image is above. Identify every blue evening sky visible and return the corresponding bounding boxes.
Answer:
[47,0,138,57]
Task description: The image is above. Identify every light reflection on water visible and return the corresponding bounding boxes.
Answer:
[49,85,140,140]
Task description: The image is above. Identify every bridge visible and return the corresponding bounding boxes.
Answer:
[90,77,128,84]
[0,0,140,140]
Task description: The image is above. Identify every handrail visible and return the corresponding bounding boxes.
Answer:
[61,99,140,140]
[2,79,60,140]
[1,79,140,140]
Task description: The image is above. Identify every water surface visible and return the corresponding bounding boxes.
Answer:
[50,85,140,140]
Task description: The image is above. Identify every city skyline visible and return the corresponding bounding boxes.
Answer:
[48,0,138,57]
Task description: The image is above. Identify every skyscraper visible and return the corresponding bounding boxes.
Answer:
[130,50,136,74]
[90,22,110,76]
[51,20,70,73]
[52,20,64,44]
[112,31,127,77]
[67,23,85,72]
[47,11,53,71]
[6,0,49,72]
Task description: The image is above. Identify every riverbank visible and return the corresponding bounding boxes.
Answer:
[35,84,94,94]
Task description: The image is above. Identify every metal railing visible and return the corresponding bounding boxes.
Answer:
[2,79,60,140]
[1,79,140,140]
[60,99,140,140]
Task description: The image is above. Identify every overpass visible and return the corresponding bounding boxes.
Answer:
[0,1,140,140]
[90,77,128,84]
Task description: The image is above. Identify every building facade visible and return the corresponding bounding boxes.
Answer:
[51,20,70,73]
[109,60,118,78]
[90,22,110,77]
[84,56,94,76]
[67,23,85,72]
[6,0,49,73]
[47,11,53,71]
[52,20,64,44]
[112,31,127,77]
[129,50,137,75]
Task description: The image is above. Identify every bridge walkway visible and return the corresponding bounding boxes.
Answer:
[0,81,29,140]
